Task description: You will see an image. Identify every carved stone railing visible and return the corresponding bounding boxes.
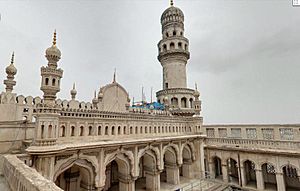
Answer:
[205,138,300,150]
[2,155,62,191]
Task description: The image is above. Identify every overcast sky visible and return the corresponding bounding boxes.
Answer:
[0,0,299,124]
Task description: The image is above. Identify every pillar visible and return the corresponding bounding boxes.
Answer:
[165,162,180,185]
[255,169,265,190]
[276,172,286,191]
[222,164,229,183]
[240,166,247,187]
[119,175,135,191]
[145,169,160,191]
[182,160,193,179]
[209,162,215,178]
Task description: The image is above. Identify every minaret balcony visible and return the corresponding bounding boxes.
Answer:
[158,49,190,62]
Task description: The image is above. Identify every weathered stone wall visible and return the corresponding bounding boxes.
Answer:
[2,155,62,191]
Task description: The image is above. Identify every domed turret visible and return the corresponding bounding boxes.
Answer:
[4,52,17,93]
[70,83,77,100]
[161,1,184,31]
[45,30,61,67]
[6,52,17,77]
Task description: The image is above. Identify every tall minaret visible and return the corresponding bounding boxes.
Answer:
[158,0,190,89]
[40,30,63,104]
[156,1,200,116]
[34,31,63,147]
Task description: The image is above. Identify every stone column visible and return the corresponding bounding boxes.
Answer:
[209,162,215,178]
[276,172,286,191]
[145,169,161,191]
[222,164,229,183]
[182,160,193,179]
[240,166,247,187]
[165,162,180,185]
[119,175,135,191]
[255,169,265,190]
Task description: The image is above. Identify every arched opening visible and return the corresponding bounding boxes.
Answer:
[181,145,193,179]
[104,156,132,191]
[227,158,239,184]
[189,98,193,108]
[118,126,121,135]
[170,42,175,50]
[71,126,75,136]
[80,126,84,136]
[88,126,92,136]
[112,126,115,135]
[41,125,44,139]
[243,160,257,188]
[173,31,176,36]
[52,78,56,86]
[123,126,126,135]
[161,147,179,185]
[178,42,182,49]
[105,126,109,135]
[135,152,159,190]
[171,97,178,107]
[212,156,222,180]
[98,126,101,135]
[45,78,49,86]
[184,44,188,51]
[60,126,66,137]
[55,163,95,191]
[166,32,169,37]
[181,97,187,108]
[283,165,300,190]
[163,44,167,51]
[48,125,52,138]
[262,163,277,190]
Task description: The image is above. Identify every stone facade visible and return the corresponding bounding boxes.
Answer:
[0,2,299,191]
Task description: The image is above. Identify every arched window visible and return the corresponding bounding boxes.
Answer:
[52,78,56,86]
[145,126,148,134]
[185,44,188,50]
[124,126,126,135]
[173,31,176,36]
[41,125,44,139]
[178,42,182,49]
[166,32,169,37]
[71,126,75,136]
[118,126,121,135]
[163,44,167,51]
[189,98,193,108]
[45,78,49,86]
[130,126,133,134]
[48,125,52,138]
[170,42,175,50]
[135,126,138,134]
[181,97,187,108]
[112,126,115,135]
[80,126,84,136]
[105,126,108,135]
[171,97,178,107]
[61,126,65,137]
[98,126,102,135]
[180,31,183,36]
[88,126,92,136]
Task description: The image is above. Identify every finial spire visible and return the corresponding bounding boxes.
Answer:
[94,90,97,98]
[70,82,77,100]
[113,68,116,83]
[195,82,198,91]
[73,82,75,90]
[170,0,174,6]
[11,52,14,65]
[53,29,57,46]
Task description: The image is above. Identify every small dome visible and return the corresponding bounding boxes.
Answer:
[6,63,17,76]
[45,30,61,63]
[161,6,184,26]
[46,45,61,62]
[194,90,200,97]
[70,88,77,96]
[6,53,17,76]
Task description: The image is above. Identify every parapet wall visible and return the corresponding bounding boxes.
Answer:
[2,155,62,191]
